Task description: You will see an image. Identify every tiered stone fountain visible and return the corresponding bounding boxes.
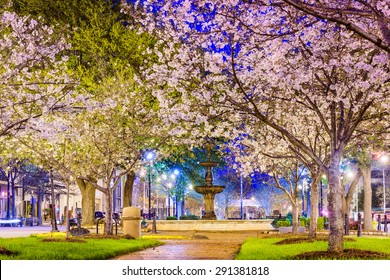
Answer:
[145,141,274,231]
[194,143,225,220]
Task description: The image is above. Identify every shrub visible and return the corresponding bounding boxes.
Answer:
[304,217,325,230]
[317,217,325,230]
[166,216,177,220]
[286,212,293,225]
[271,218,283,227]
[275,220,291,228]
[300,217,308,227]
[180,215,199,220]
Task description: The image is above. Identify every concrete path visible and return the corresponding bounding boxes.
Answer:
[0,225,270,260]
[114,231,263,260]
[0,225,67,238]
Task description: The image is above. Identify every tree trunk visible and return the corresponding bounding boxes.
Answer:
[104,188,114,235]
[343,168,362,217]
[327,152,344,253]
[181,200,185,217]
[292,202,299,234]
[76,178,96,226]
[37,189,43,226]
[361,165,373,230]
[50,170,58,232]
[123,171,135,208]
[309,174,319,239]
[6,177,10,219]
[11,177,16,218]
[225,195,229,218]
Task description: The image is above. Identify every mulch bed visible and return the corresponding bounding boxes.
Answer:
[0,246,13,256]
[83,234,122,240]
[294,249,389,260]
[41,234,136,241]
[41,237,86,243]
[273,236,388,259]
[275,236,356,245]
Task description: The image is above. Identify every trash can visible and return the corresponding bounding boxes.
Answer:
[122,207,142,238]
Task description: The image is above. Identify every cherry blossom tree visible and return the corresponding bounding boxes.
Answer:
[0,154,26,219]
[223,124,317,234]
[124,0,390,252]
[271,161,307,233]
[10,0,161,225]
[279,0,390,54]
[0,11,76,138]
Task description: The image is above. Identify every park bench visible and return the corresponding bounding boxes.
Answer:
[0,219,22,227]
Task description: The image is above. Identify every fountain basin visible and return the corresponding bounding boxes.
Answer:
[194,186,225,194]
[194,186,225,220]
[146,219,275,232]
[199,161,219,167]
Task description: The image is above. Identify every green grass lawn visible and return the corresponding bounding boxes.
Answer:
[0,235,162,260]
[235,236,390,260]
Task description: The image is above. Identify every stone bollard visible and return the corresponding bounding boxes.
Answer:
[122,207,142,238]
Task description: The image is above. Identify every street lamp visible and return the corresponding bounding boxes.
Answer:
[167,182,173,217]
[319,174,326,217]
[168,174,177,216]
[139,169,146,212]
[380,154,388,214]
[172,170,180,218]
[146,151,155,219]
[240,172,243,220]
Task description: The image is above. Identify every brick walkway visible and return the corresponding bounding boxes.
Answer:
[114,231,262,260]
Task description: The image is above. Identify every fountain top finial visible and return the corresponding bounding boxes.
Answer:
[205,141,212,162]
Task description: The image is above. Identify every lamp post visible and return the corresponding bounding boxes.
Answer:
[146,151,155,219]
[319,175,326,217]
[6,166,10,219]
[167,182,172,217]
[140,169,146,212]
[173,169,180,218]
[170,173,176,217]
[380,155,388,214]
[30,191,35,227]
[240,172,243,220]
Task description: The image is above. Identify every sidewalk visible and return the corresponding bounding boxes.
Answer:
[0,225,264,260]
[0,225,67,238]
[114,231,262,260]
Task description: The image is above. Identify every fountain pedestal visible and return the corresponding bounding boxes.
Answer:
[194,143,225,220]
[194,186,225,219]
